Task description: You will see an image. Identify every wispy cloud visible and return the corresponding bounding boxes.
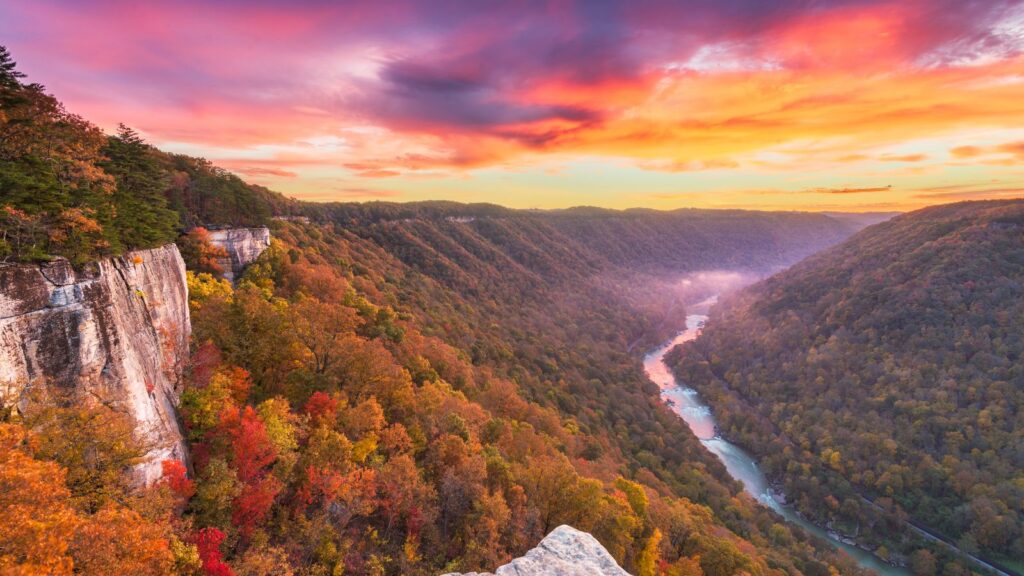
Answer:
[879,154,928,162]
[335,187,401,198]
[232,166,299,178]
[913,184,1024,200]
[814,186,894,194]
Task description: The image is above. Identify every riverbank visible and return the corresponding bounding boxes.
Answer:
[643,301,911,576]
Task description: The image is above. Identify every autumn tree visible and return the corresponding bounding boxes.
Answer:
[0,423,77,575]
[179,227,230,276]
[196,527,235,576]
[69,505,174,576]
[0,422,176,575]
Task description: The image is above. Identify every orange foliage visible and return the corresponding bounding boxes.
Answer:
[69,506,173,576]
[0,425,77,575]
[161,459,196,501]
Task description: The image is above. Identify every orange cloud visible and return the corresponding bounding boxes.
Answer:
[914,185,1024,200]
[815,186,894,194]
[951,145,983,158]
[997,141,1024,158]
[232,166,299,178]
[880,154,928,162]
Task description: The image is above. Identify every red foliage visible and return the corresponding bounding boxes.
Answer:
[221,366,252,403]
[160,459,195,500]
[304,391,339,424]
[190,341,223,389]
[217,405,277,484]
[195,527,234,576]
[190,442,212,473]
[299,466,346,507]
[406,505,425,539]
[214,405,284,540]
[231,476,283,540]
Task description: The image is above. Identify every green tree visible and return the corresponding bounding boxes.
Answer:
[100,124,179,251]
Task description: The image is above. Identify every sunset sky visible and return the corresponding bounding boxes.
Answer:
[3,0,1024,211]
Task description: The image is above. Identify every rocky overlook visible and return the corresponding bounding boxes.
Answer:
[443,525,631,576]
[207,226,271,282]
[0,244,190,484]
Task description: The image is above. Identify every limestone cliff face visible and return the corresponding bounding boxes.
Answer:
[443,525,631,576]
[207,227,271,282]
[0,244,190,484]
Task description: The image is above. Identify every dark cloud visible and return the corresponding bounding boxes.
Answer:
[361,56,603,135]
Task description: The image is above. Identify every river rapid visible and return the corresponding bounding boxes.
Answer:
[643,295,909,576]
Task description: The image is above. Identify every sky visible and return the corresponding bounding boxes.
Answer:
[3,0,1024,211]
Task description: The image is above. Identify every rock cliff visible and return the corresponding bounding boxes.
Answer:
[0,244,190,484]
[443,525,630,576]
[207,226,271,282]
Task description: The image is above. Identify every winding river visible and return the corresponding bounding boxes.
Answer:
[643,296,910,576]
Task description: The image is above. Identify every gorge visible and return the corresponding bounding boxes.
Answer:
[645,291,910,575]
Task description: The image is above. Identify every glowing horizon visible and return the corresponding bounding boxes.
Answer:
[4,0,1024,212]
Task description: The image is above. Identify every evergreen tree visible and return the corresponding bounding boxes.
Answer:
[100,124,179,251]
[0,45,25,90]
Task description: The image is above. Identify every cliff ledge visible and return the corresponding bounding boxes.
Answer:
[442,525,631,576]
[207,226,271,282]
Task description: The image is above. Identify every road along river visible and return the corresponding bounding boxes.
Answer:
[643,296,910,576]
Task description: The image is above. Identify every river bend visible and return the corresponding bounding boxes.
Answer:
[643,296,908,576]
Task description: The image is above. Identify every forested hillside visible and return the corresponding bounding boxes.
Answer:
[669,200,1024,573]
[0,46,295,265]
[2,44,872,575]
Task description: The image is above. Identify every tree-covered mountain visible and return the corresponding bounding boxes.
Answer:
[2,44,875,575]
[669,199,1024,573]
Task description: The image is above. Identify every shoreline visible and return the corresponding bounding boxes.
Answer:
[648,301,1016,576]
[643,306,910,575]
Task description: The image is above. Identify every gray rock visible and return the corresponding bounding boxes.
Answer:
[0,245,191,485]
[207,227,271,282]
[443,525,631,576]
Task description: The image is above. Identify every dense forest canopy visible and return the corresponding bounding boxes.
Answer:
[669,199,1024,573]
[1,44,898,575]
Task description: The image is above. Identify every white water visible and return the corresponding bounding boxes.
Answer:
[643,296,909,576]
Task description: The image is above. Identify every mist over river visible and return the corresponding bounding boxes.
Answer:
[644,295,910,576]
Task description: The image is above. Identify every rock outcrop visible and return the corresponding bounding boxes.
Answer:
[207,227,271,282]
[443,525,630,576]
[0,244,190,484]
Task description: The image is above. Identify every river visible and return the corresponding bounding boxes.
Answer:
[643,295,910,576]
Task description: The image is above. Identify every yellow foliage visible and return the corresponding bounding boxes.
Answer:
[351,435,379,464]
[635,528,662,576]
[187,270,234,309]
